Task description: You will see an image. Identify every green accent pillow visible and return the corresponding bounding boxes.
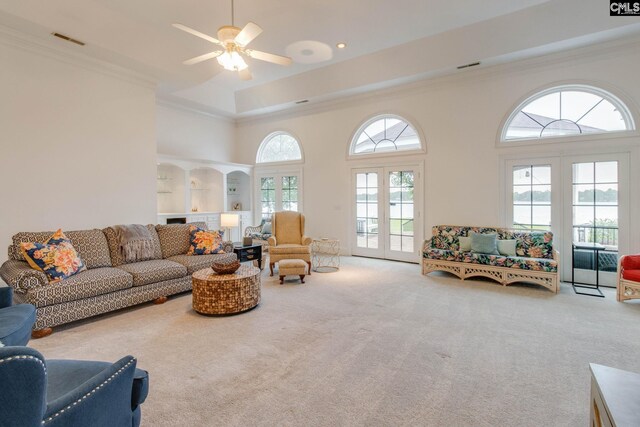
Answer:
[470,232,499,255]
[497,239,517,256]
[459,236,471,252]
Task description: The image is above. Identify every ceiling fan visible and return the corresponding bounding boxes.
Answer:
[173,0,292,80]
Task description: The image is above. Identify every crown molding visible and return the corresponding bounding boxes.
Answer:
[156,97,235,123]
[0,23,157,90]
[235,31,640,126]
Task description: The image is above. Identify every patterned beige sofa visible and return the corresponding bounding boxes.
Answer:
[422,225,560,293]
[0,223,234,337]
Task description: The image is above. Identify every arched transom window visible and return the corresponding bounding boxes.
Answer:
[350,115,422,156]
[256,132,302,164]
[503,85,634,141]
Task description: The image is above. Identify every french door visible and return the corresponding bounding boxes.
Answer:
[562,154,628,287]
[505,153,629,286]
[352,165,422,262]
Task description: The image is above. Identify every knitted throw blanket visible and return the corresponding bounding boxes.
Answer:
[114,225,154,263]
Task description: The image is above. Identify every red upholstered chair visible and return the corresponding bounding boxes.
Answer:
[617,255,640,302]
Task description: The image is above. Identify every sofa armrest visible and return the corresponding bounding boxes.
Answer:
[267,236,277,246]
[422,237,434,253]
[132,368,149,411]
[0,260,48,293]
[44,356,139,426]
[0,286,12,308]
[244,225,262,236]
[301,236,312,246]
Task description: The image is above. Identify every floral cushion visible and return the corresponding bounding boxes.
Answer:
[20,229,87,282]
[187,225,225,256]
[430,225,554,260]
[423,248,557,272]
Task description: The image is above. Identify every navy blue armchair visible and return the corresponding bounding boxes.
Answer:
[0,286,36,346]
[0,346,149,427]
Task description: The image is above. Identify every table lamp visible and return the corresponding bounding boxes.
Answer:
[221,213,239,243]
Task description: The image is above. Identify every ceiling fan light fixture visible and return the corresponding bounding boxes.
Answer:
[217,50,248,71]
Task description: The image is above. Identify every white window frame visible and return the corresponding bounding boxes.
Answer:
[349,159,424,263]
[505,157,561,237]
[498,83,637,147]
[561,153,630,286]
[348,114,426,160]
[254,167,304,224]
[256,131,304,165]
[500,148,635,285]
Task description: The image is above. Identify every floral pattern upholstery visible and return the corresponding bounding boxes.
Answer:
[20,230,87,282]
[11,229,112,269]
[423,248,558,272]
[429,225,554,259]
[187,225,225,255]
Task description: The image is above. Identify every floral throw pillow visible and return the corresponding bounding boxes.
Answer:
[187,225,225,256]
[20,229,86,283]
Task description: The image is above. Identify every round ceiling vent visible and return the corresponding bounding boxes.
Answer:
[285,40,333,64]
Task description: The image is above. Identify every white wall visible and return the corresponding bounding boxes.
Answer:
[156,103,235,163]
[0,38,157,264]
[235,40,640,262]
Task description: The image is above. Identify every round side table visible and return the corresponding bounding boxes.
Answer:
[311,238,340,273]
[191,265,261,315]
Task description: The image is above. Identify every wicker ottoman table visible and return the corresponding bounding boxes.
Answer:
[279,259,308,284]
[191,265,261,315]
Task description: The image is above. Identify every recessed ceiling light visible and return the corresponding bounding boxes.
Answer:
[336,42,347,49]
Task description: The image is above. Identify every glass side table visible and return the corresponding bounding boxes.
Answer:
[311,238,340,273]
[572,242,605,298]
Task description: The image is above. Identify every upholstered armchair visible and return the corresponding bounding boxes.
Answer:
[617,254,640,302]
[0,286,35,346]
[0,346,149,427]
[267,211,312,276]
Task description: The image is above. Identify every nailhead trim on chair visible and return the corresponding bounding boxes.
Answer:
[0,355,46,372]
[42,357,136,424]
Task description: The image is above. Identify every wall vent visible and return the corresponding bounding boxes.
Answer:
[295,99,309,104]
[51,32,85,46]
[457,61,480,70]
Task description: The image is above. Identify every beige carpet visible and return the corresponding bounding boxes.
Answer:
[30,256,640,426]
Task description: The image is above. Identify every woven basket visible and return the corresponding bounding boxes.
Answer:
[212,259,241,274]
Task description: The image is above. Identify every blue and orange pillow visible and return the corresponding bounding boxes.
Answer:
[187,225,225,255]
[20,229,86,283]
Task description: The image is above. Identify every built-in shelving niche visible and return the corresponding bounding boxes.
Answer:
[189,167,224,213]
[226,170,250,212]
[157,163,185,214]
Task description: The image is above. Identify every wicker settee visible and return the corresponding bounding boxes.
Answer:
[244,219,272,252]
[0,223,235,337]
[422,225,560,293]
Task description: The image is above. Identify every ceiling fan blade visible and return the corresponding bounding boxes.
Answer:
[234,22,263,47]
[246,49,292,66]
[238,68,253,80]
[183,51,223,65]
[172,23,223,46]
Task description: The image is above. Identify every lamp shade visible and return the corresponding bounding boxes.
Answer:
[221,213,239,228]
